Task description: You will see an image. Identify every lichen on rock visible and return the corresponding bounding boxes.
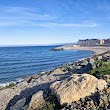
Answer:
[50,74,107,105]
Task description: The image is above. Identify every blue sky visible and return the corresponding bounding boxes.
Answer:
[0,0,110,45]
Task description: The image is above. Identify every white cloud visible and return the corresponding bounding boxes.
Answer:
[0,20,28,27]
[33,22,97,28]
[0,6,56,26]
[0,6,97,27]
[0,20,97,27]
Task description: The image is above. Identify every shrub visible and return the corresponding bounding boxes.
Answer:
[42,93,61,110]
[42,102,55,110]
[88,60,110,78]
[9,83,15,87]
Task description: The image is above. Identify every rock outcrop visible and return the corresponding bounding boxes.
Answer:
[63,85,110,110]
[28,91,46,110]
[50,48,64,51]
[50,74,107,105]
[0,72,69,110]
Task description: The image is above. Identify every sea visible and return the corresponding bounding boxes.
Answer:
[0,45,93,86]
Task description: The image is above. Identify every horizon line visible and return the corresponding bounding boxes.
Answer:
[0,42,76,47]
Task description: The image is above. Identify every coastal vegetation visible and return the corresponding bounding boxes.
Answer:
[0,82,15,90]
[42,93,61,110]
[8,82,15,87]
[88,60,110,78]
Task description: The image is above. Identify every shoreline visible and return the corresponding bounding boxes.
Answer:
[0,46,110,109]
[0,45,109,87]
[51,45,110,55]
[0,49,94,87]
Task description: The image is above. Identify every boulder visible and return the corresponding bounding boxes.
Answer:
[50,74,107,105]
[52,67,70,74]
[98,56,102,60]
[28,91,46,110]
[64,84,110,110]
[10,98,26,110]
[89,58,95,65]
[53,68,64,74]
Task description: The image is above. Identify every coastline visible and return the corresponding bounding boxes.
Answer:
[0,45,109,88]
[0,46,110,110]
[51,45,110,55]
[0,48,93,87]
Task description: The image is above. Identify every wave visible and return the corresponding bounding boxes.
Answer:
[0,46,93,84]
[0,78,23,87]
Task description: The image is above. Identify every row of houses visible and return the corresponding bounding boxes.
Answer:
[77,38,110,46]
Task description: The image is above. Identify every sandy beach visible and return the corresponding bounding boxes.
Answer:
[54,45,110,55]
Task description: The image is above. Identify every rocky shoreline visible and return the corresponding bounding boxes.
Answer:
[0,48,110,110]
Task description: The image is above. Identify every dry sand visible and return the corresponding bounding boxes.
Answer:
[55,45,110,55]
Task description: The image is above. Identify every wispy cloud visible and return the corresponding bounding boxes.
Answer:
[0,20,97,27]
[0,6,97,28]
[0,20,97,28]
[33,22,97,28]
[0,7,56,20]
[0,20,28,27]
[0,6,56,27]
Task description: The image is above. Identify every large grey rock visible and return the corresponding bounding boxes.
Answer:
[50,74,107,105]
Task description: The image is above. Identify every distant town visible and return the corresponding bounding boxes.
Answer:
[77,38,110,46]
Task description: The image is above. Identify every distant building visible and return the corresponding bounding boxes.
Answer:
[78,39,100,46]
[100,39,105,45]
[77,38,110,46]
[104,38,110,44]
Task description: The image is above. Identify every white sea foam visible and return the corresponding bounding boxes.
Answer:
[0,78,23,87]
[41,72,45,74]
[0,81,15,87]
[16,78,23,83]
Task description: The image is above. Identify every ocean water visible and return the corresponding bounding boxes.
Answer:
[0,46,93,85]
